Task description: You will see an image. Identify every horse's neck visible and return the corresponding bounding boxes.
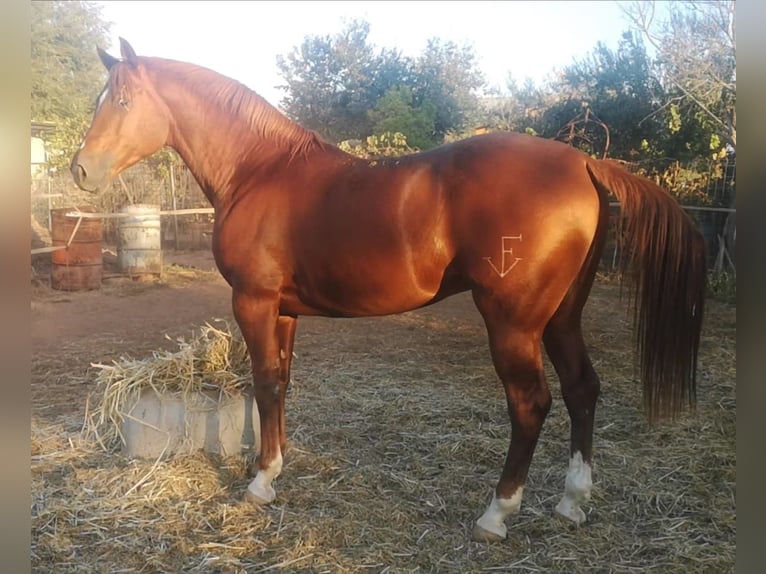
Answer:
[152,66,315,209]
[160,95,244,207]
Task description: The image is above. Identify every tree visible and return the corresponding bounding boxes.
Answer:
[545,31,666,160]
[31,1,112,170]
[622,0,736,151]
[277,21,486,146]
[481,76,546,134]
[411,38,486,141]
[368,86,436,150]
[495,29,720,166]
[484,33,664,160]
[277,19,411,142]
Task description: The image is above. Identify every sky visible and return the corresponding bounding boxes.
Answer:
[95,1,644,109]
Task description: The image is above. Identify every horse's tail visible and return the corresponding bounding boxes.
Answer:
[585,159,706,423]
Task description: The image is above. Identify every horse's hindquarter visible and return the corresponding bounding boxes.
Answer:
[445,134,602,323]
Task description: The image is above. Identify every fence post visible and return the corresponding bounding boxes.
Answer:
[170,163,179,250]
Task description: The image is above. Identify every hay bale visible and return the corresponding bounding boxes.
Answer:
[121,387,254,459]
[82,322,256,458]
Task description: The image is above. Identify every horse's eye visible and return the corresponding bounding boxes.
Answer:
[118,87,130,111]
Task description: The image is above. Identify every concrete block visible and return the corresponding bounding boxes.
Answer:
[121,388,260,459]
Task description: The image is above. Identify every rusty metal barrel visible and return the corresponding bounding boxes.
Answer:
[117,204,162,277]
[50,206,103,291]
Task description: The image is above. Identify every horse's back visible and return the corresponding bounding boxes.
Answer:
[224,132,605,319]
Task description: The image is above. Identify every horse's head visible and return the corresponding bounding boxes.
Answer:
[71,38,170,193]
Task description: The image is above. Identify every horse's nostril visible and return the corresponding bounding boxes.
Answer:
[78,164,87,180]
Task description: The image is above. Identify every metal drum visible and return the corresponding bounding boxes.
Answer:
[50,207,103,291]
[117,204,162,277]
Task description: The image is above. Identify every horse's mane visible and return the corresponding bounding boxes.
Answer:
[137,57,329,159]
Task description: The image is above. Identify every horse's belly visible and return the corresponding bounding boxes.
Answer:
[285,257,449,317]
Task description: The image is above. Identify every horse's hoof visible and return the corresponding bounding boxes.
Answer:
[555,498,587,525]
[472,523,506,542]
[244,484,276,506]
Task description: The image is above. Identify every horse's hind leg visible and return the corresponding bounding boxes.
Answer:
[543,317,599,524]
[542,233,603,524]
[471,291,552,541]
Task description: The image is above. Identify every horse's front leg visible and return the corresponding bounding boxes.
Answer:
[277,315,297,453]
[231,290,283,505]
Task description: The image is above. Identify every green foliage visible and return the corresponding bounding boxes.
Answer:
[338,132,414,159]
[482,77,544,134]
[45,115,98,172]
[536,31,666,160]
[368,87,436,150]
[472,31,677,162]
[707,271,736,304]
[31,1,112,171]
[144,148,183,182]
[622,1,736,151]
[635,160,720,206]
[667,103,682,134]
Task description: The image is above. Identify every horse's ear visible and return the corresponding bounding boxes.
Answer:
[97,47,119,70]
[119,37,138,66]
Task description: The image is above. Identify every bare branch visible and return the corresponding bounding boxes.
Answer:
[622,0,735,148]
[637,95,684,127]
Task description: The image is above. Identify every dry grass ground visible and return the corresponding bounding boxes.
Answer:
[31,259,735,573]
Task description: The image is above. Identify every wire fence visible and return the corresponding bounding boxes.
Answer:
[32,161,212,250]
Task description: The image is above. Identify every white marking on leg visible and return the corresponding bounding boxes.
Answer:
[555,451,592,524]
[246,451,282,504]
[475,487,524,539]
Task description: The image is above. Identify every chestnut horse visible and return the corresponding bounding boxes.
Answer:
[71,39,706,541]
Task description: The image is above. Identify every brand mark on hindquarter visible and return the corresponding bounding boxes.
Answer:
[483,235,523,278]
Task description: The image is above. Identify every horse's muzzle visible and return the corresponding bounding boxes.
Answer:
[70,150,111,193]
